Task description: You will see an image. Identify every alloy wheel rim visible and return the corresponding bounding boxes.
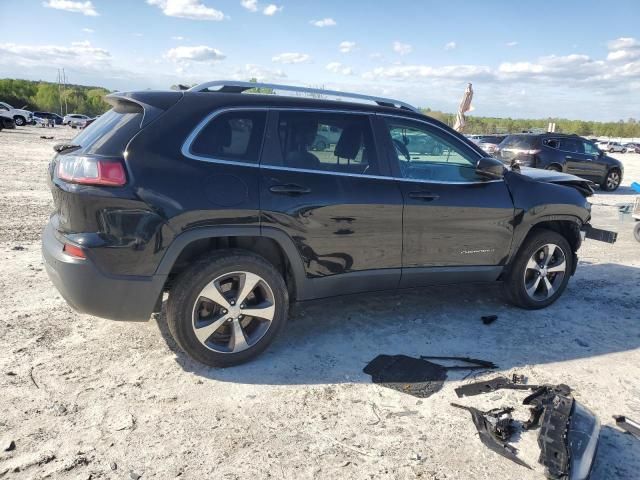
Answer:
[607,171,620,190]
[523,243,566,301]
[191,271,276,354]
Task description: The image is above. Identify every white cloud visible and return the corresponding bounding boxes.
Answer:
[0,41,110,68]
[506,41,518,47]
[233,64,287,81]
[43,0,98,16]
[444,41,457,51]
[339,41,356,53]
[171,36,185,40]
[82,27,94,33]
[166,45,225,62]
[147,0,225,21]
[311,18,336,27]
[393,41,412,56]
[326,62,353,75]
[263,4,282,15]
[240,0,258,12]
[272,52,310,64]
[608,37,640,50]
[363,64,491,81]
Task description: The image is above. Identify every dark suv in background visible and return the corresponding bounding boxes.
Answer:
[497,133,624,191]
[44,81,604,367]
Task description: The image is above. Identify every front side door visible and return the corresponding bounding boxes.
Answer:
[377,116,514,288]
[559,137,597,178]
[259,109,403,298]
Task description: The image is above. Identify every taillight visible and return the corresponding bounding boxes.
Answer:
[56,155,127,186]
[63,243,86,259]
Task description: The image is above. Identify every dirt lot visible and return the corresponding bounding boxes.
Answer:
[0,125,639,480]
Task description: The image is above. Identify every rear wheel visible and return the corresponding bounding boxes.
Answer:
[546,164,562,172]
[601,169,621,191]
[503,229,573,309]
[167,251,288,367]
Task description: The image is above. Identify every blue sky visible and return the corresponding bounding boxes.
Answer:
[0,0,639,120]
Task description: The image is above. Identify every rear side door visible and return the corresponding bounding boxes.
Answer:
[378,116,514,287]
[259,109,403,298]
[560,137,599,179]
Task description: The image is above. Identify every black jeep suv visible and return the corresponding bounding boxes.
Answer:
[43,81,599,367]
[497,133,624,191]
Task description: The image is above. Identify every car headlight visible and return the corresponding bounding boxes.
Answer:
[568,402,600,480]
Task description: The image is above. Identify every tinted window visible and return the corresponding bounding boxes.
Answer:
[385,119,481,182]
[559,138,581,153]
[191,111,266,163]
[499,135,537,149]
[72,108,143,155]
[543,138,560,149]
[270,111,377,175]
[583,141,599,155]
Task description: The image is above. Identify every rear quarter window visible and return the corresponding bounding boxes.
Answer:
[188,110,267,163]
[500,135,538,149]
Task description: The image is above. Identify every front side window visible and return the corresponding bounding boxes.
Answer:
[384,119,481,182]
[270,111,377,175]
[583,141,599,155]
[190,110,267,162]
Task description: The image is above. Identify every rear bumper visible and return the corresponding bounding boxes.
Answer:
[42,221,166,321]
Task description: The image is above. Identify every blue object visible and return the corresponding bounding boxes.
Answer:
[631,182,640,193]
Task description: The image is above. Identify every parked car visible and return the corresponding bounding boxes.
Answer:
[63,114,90,126]
[0,111,16,130]
[497,133,624,191]
[623,142,640,153]
[44,81,605,368]
[475,135,507,155]
[597,141,625,153]
[34,111,64,125]
[0,101,33,126]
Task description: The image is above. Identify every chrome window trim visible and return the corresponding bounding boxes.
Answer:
[181,106,501,185]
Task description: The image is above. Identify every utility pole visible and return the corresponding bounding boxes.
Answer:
[62,68,68,115]
[56,69,64,116]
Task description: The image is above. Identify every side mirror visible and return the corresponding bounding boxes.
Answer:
[476,157,505,179]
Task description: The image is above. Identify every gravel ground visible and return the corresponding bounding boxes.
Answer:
[0,125,639,480]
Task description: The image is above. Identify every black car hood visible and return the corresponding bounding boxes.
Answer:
[513,167,594,197]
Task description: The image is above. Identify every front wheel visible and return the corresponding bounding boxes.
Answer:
[13,116,25,126]
[503,229,573,309]
[634,223,640,243]
[601,169,621,191]
[167,251,289,367]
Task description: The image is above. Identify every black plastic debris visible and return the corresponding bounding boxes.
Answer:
[451,403,531,469]
[481,314,498,325]
[363,355,496,398]
[613,415,640,439]
[455,376,536,398]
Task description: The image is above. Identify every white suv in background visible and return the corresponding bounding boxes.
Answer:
[597,141,625,153]
[63,114,91,126]
[0,102,33,126]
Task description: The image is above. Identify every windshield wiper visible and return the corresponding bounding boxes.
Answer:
[53,143,81,153]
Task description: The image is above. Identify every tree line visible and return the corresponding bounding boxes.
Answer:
[0,78,110,117]
[1,78,638,137]
[422,108,640,138]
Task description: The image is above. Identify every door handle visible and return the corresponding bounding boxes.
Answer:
[408,191,439,201]
[269,184,311,195]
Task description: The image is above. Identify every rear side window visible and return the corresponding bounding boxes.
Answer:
[543,138,560,149]
[499,135,538,149]
[71,108,142,155]
[267,111,378,175]
[559,138,582,153]
[190,111,266,163]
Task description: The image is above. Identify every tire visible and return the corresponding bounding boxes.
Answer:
[167,250,289,367]
[546,164,562,172]
[503,229,573,309]
[13,116,25,126]
[601,168,621,191]
[634,223,640,243]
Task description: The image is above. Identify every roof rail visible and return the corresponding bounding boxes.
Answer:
[188,80,420,113]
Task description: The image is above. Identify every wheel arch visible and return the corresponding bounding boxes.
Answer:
[156,226,306,301]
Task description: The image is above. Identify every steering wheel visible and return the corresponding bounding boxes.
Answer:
[393,139,411,161]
